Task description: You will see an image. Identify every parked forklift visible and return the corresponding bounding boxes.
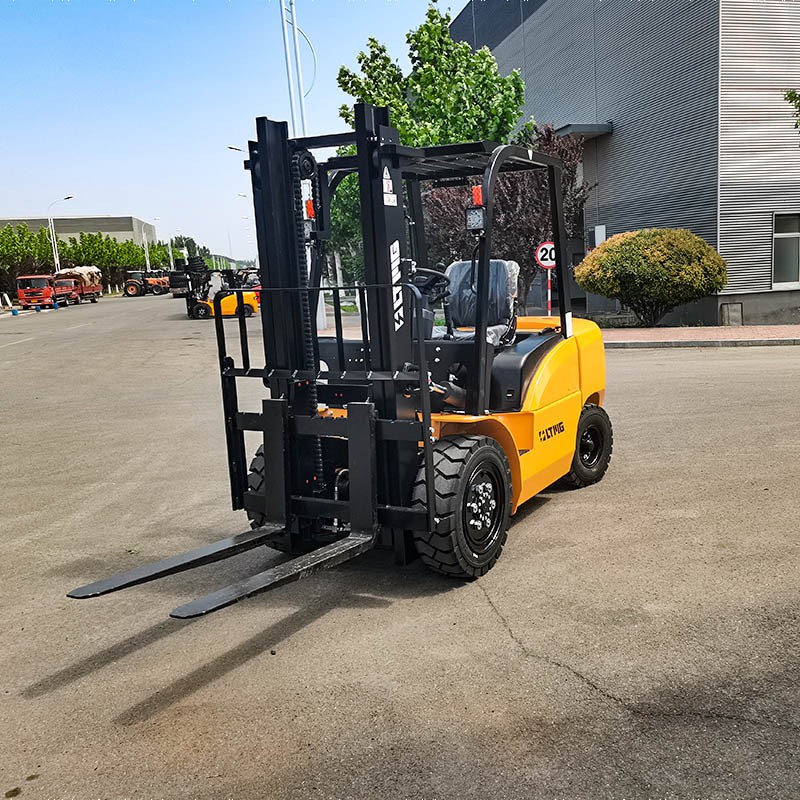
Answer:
[70,103,612,619]
[183,263,259,319]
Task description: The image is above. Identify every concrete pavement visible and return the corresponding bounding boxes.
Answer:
[1,296,799,799]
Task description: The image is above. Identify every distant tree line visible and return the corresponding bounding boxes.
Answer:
[0,223,209,296]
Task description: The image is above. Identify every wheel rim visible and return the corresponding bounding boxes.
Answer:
[461,462,504,557]
[580,423,603,469]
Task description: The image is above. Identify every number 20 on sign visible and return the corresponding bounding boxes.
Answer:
[535,241,556,316]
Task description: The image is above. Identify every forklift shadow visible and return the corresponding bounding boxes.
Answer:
[111,590,385,726]
[111,556,461,727]
[26,550,455,708]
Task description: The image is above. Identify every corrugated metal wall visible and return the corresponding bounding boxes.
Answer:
[719,0,800,292]
[480,0,721,247]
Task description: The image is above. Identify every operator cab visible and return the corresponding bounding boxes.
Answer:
[413,256,560,414]
[430,258,518,345]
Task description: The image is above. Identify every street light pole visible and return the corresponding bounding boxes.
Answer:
[279,0,298,135]
[47,195,73,272]
[153,217,174,270]
[142,226,151,271]
[288,0,307,135]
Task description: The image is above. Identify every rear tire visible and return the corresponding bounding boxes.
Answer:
[191,302,211,319]
[124,283,141,297]
[89,295,98,303]
[243,305,254,318]
[411,435,512,579]
[560,404,613,488]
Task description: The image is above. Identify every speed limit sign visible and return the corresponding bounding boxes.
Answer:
[535,241,557,317]
[535,241,556,269]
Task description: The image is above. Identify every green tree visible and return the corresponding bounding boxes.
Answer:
[574,228,727,327]
[423,121,593,302]
[118,239,145,268]
[338,5,524,147]
[786,90,800,138]
[332,3,525,282]
[147,241,172,268]
[173,235,200,258]
[329,173,365,282]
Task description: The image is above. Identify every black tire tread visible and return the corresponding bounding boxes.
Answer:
[560,403,613,488]
[245,445,293,553]
[411,435,511,579]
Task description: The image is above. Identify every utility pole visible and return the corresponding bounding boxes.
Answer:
[288,0,307,135]
[47,195,73,271]
[142,227,151,271]
[279,0,298,135]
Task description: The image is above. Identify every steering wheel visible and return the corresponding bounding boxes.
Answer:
[411,267,450,305]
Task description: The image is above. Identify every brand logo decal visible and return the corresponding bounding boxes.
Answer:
[390,239,404,330]
[538,421,565,443]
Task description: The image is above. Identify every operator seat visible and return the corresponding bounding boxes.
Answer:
[432,259,520,345]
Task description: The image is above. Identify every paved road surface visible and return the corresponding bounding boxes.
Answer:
[2,296,798,799]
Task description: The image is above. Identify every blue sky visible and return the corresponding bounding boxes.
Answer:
[0,0,449,259]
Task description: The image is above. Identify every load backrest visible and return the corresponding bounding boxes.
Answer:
[446,259,519,329]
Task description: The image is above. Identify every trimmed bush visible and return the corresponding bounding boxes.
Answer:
[574,228,727,326]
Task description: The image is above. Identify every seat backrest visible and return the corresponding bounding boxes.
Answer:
[446,259,519,329]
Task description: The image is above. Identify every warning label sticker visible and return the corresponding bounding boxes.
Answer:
[382,166,393,194]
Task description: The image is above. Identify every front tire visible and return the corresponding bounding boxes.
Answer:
[560,404,613,488]
[411,435,512,579]
[245,445,302,553]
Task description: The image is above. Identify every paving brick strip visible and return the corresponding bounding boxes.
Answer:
[602,324,800,349]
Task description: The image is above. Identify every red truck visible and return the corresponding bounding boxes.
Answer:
[16,267,102,309]
[16,275,73,309]
[54,267,102,304]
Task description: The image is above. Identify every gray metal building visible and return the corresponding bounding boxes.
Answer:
[452,0,800,324]
[0,216,157,246]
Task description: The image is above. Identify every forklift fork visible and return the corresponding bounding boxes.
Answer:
[68,526,376,618]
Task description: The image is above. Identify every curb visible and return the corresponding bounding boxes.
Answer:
[605,338,800,349]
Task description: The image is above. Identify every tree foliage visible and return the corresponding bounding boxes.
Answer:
[328,171,364,282]
[338,5,524,147]
[332,3,526,282]
[574,228,727,326]
[786,90,800,138]
[423,122,592,300]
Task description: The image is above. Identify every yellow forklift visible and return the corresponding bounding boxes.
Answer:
[70,103,612,618]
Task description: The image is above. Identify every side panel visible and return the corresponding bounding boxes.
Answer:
[521,336,580,412]
[574,321,607,406]
[519,390,582,505]
[432,320,605,511]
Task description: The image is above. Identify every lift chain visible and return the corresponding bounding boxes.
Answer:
[291,153,326,491]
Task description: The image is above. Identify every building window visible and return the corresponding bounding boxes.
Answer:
[773,214,800,287]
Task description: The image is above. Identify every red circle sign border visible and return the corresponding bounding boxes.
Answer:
[535,241,556,269]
